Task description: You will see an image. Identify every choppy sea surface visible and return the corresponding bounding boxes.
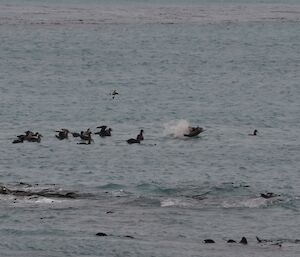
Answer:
[0,0,299,256]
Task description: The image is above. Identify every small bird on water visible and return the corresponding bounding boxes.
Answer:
[248,129,258,136]
[95,126,112,137]
[127,130,144,144]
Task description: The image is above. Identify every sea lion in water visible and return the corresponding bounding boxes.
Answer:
[256,236,282,247]
[260,192,279,199]
[240,237,248,245]
[256,236,266,243]
[204,239,215,243]
[96,232,108,237]
[227,239,237,243]
[184,127,205,137]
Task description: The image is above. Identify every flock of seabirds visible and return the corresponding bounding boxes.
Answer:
[11,126,140,144]
[11,126,257,144]
[11,125,210,144]
[11,90,259,144]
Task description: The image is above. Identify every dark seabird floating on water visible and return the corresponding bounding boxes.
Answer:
[79,128,92,140]
[27,133,43,143]
[127,130,144,144]
[12,131,42,143]
[95,126,106,137]
[104,128,112,136]
[16,130,33,141]
[78,129,93,144]
[127,138,140,144]
[95,126,112,137]
[55,129,69,140]
[136,130,144,141]
[12,137,24,144]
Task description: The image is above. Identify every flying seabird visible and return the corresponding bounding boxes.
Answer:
[111,90,119,99]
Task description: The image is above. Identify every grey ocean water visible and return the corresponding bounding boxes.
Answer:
[0,0,300,256]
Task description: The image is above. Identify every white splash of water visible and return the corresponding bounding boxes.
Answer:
[163,119,190,138]
[222,197,268,208]
[33,197,57,204]
[160,198,191,207]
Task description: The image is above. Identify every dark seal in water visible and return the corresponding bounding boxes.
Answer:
[184,127,205,137]
[204,239,215,243]
[96,232,108,237]
[240,237,248,245]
